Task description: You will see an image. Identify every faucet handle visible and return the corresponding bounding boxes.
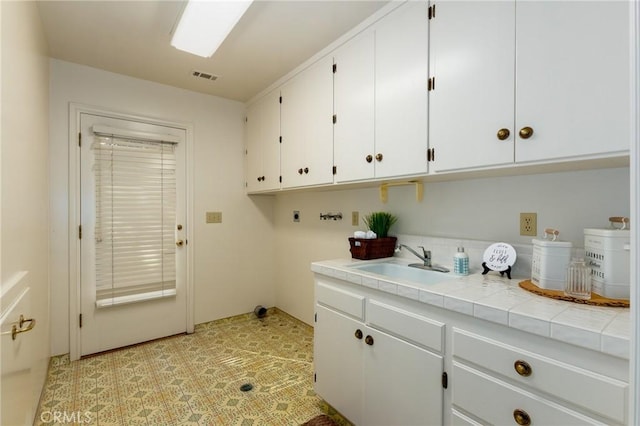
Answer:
[418,246,431,258]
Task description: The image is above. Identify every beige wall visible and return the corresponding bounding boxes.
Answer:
[274,168,630,325]
[49,60,276,356]
[1,0,51,417]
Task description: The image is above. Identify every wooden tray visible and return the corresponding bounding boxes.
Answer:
[518,280,629,308]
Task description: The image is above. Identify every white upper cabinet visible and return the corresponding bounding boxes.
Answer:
[245,90,281,193]
[430,0,630,172]
[280,56,334,189]
[334,1,430,183]
[374,0,430,178]
[333,30,376,183]
[429,1,516,172]
[514,0,630,162]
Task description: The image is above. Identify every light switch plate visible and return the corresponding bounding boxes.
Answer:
[206,211,222,224]
[352,211,359,226]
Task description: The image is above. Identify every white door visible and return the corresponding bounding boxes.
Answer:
[79,113,187,356]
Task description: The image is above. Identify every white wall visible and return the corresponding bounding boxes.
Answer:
[49,60,276,356]
[274,168,630,325]
[1,0,51,417]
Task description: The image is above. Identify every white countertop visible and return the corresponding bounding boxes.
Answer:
[311,257,630,359]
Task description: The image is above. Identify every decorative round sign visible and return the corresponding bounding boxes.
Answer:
[482,243,517,272]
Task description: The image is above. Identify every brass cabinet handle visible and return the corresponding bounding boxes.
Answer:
[304,167,309,174]
[176,240,184,247]
[366,155,373,163]
[354,329,363,339]
[365,335,374,346]
[514,360,532,377]
[298,168,303,175]
[513,409,531,426]
[11,315,36,341]
[519,126,534,139]
[497,128,510,140]
[375,153,383,162]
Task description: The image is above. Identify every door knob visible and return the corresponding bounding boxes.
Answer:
[354,329,363,339]
[375,153,383,162]
[497,128,510,140]
[514,360,532,377]
[298,168,303,175]
[176,240,184,247]
[366,155,373,163]
[519,127,534,139]
[365,335,374,346]
[304,167,309,174]
[513,409,531,425]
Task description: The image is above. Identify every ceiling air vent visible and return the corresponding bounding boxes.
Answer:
[191,70,219,81]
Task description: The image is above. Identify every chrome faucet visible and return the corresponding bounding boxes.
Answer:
[398,244,449,273]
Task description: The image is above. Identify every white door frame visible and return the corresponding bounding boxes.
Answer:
[68,103,195,361]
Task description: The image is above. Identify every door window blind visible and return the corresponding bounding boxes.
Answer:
[92,135,177,307]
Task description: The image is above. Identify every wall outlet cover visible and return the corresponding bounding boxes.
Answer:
[520,212,537,236]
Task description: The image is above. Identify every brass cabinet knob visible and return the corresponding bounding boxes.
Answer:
[298,168,303,175]
[304,167,309,174]
[519,126,534,139]
[497,128,510,140]
[354,329,363,339]
[513,409,531,426]
[176,240,184,247]
[514,360,532,377]
[375,153,383,162]
[365,335,374,346]
[366,155,373,163]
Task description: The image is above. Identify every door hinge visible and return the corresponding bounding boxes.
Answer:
[442,371,448,389]
[79,225,82,239]
[279,96,282,104]
[279,136,282,143]
[428,77,436,91]
[314,312,317,323]
[332,166,337,175]
[333,63,337,73]
[78,132,82,147]
[314,373,317,383]
[245,117,248,123]
[333,114,337,124]
[428,4,436,20]
[427,149,431,162]
[79,314,83,328]
[279,176,282,183]
[431,148,435,161]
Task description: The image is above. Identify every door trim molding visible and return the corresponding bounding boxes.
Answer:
[68,103,195,361]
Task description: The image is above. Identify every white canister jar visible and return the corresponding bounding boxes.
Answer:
[531,232,573,291]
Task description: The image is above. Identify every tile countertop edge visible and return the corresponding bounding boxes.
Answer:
[311,258,631,360]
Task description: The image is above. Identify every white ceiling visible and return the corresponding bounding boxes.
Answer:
[37,1,388,102]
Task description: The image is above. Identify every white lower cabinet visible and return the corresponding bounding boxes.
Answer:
[451,328,628,425]
[314,278,444,425]
[313,272,629,426]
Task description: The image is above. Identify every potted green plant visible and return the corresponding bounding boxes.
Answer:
[363,211,397,238]
[349,211,398,260]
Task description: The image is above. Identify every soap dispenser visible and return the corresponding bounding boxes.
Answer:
[454,246,469,276]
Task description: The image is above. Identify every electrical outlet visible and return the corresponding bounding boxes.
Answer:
[351,211,359,226]
[206,211,222,224]
[520,212,537,236]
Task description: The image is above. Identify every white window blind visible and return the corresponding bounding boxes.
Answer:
[92,135,177,307]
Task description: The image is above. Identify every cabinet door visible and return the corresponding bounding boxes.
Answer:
[375,0,430,178]
[333,30,375,183]
[362,327,443,426]
[314,305,363,425]
[514,1,630,162]
[245,90,280,193]
[429,1,515,172]
[281,56,334,188]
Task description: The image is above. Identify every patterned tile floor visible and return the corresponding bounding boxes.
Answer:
[36,309,351,426]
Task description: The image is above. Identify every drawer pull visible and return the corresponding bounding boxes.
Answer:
[514,360,532,377]
[365,335,374,346]
[354,329,363,340]
[513,409,531,426]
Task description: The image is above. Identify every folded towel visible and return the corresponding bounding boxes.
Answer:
[354,231,367,239]
[366,230,377,239]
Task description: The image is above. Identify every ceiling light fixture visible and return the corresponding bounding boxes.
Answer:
[171,0,253,58]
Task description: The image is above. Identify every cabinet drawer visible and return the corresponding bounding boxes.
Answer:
[367,299,444,353]
[452,363,606,425]
[316,281,365,320]
[452,328,627,423]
